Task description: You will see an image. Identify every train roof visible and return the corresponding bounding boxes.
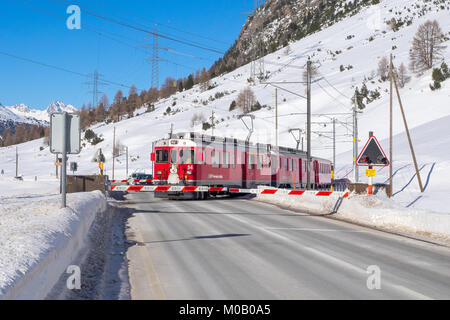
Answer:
[155,132,331,163]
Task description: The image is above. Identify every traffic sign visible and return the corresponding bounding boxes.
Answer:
[356,136,389,167]
[50,113,81,155]
[365,169,376,177]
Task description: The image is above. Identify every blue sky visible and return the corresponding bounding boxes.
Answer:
[0,0,255,110]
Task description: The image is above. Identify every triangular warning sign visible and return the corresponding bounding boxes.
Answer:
[356,136,389,167]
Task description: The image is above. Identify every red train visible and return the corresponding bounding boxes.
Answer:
[150,132,332,199]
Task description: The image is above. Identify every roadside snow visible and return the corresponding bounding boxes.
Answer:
[256,191,450,242]
[0,190,107,300]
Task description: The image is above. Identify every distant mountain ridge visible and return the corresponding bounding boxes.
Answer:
[0,101,77,136]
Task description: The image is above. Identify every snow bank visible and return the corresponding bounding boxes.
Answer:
[0,191,107,300]
[255,192,450,240]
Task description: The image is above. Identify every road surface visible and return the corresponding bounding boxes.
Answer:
[121,193,450,299]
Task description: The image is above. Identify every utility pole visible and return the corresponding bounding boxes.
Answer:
[352,101,359,183]
[15,146,18,177]
[152,24,159,89]
[170,123,174,138]
[210,111,215,136]
[306,58,312,190]
[392,63,424,193]
[126,146,129,178]
[112,127,116,180]
[275,88,278,147]
[241,0,264,82]
[389,54,394,197]
[333,118,336,172]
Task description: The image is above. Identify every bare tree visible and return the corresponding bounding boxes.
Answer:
[377,56,389,81]
[236,87,255,114]
[409,20,446,74]
[199,68,210,92]
[396,63,411,88]
[190,112,206,127]
[302,62,319,83]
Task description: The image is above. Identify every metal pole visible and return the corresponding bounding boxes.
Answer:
[275,88,278,147]
[333,118,336,173]
[126,146,129,178]
[61,112,67,208]
[389,54,394,197]
[353,104,359,183]
[15,146,18,177]
[112,127,116,180]
[306,58,312,190]
[55,154,58,178]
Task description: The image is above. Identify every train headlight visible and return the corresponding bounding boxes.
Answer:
[156,170,162,175]
[186,171,193,175]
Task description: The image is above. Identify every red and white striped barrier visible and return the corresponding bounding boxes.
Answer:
[110,179,153,185]
[107,185,349,198]
[109,185,226,192]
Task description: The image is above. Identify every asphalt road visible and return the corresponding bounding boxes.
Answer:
[122,193,450,300]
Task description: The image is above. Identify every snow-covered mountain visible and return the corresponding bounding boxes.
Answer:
[6,101,78,123]
[0,101,77,135]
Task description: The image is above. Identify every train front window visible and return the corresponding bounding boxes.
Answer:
[156,149,168,163]
[170,149,178,164]
[180,148,194,164]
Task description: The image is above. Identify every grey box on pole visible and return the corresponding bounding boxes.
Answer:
[50,113,81,155]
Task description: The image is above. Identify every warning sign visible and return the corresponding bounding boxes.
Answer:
[356,136,389,167]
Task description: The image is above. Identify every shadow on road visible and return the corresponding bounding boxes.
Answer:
[136,233,251,245]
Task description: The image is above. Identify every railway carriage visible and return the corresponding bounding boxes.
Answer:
[150,132,332,199]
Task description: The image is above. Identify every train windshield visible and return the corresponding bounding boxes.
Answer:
[155,149,169,163]
[170,149,178,164]
[179,148,194,164]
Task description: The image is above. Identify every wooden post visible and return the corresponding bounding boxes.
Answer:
[392,66,424,192]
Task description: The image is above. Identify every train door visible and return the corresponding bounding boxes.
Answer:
[247,153,256,188]
[271,156,278,187]
[298,158,303,188]
[314,160,320,188]
[242,151,247,189]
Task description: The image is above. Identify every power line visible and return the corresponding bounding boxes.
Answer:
[48,0,226,55]
[0,50,144,91]
[87,0,229,46]
[320,75,351,100]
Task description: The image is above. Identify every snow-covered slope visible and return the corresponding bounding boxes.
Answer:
[0,0,449,213]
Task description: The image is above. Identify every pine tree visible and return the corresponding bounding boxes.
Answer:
[185,74,194,90]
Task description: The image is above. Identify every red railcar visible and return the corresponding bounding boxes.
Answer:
[151,132,332,199]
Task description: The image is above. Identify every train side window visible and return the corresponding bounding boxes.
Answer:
[284,158,288,171]
[257,155,263,170]
[212,150,220,168]
[248,155,255,170]
[294,160,297,171]
[223,151,230,169]
[231,152,236,169]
